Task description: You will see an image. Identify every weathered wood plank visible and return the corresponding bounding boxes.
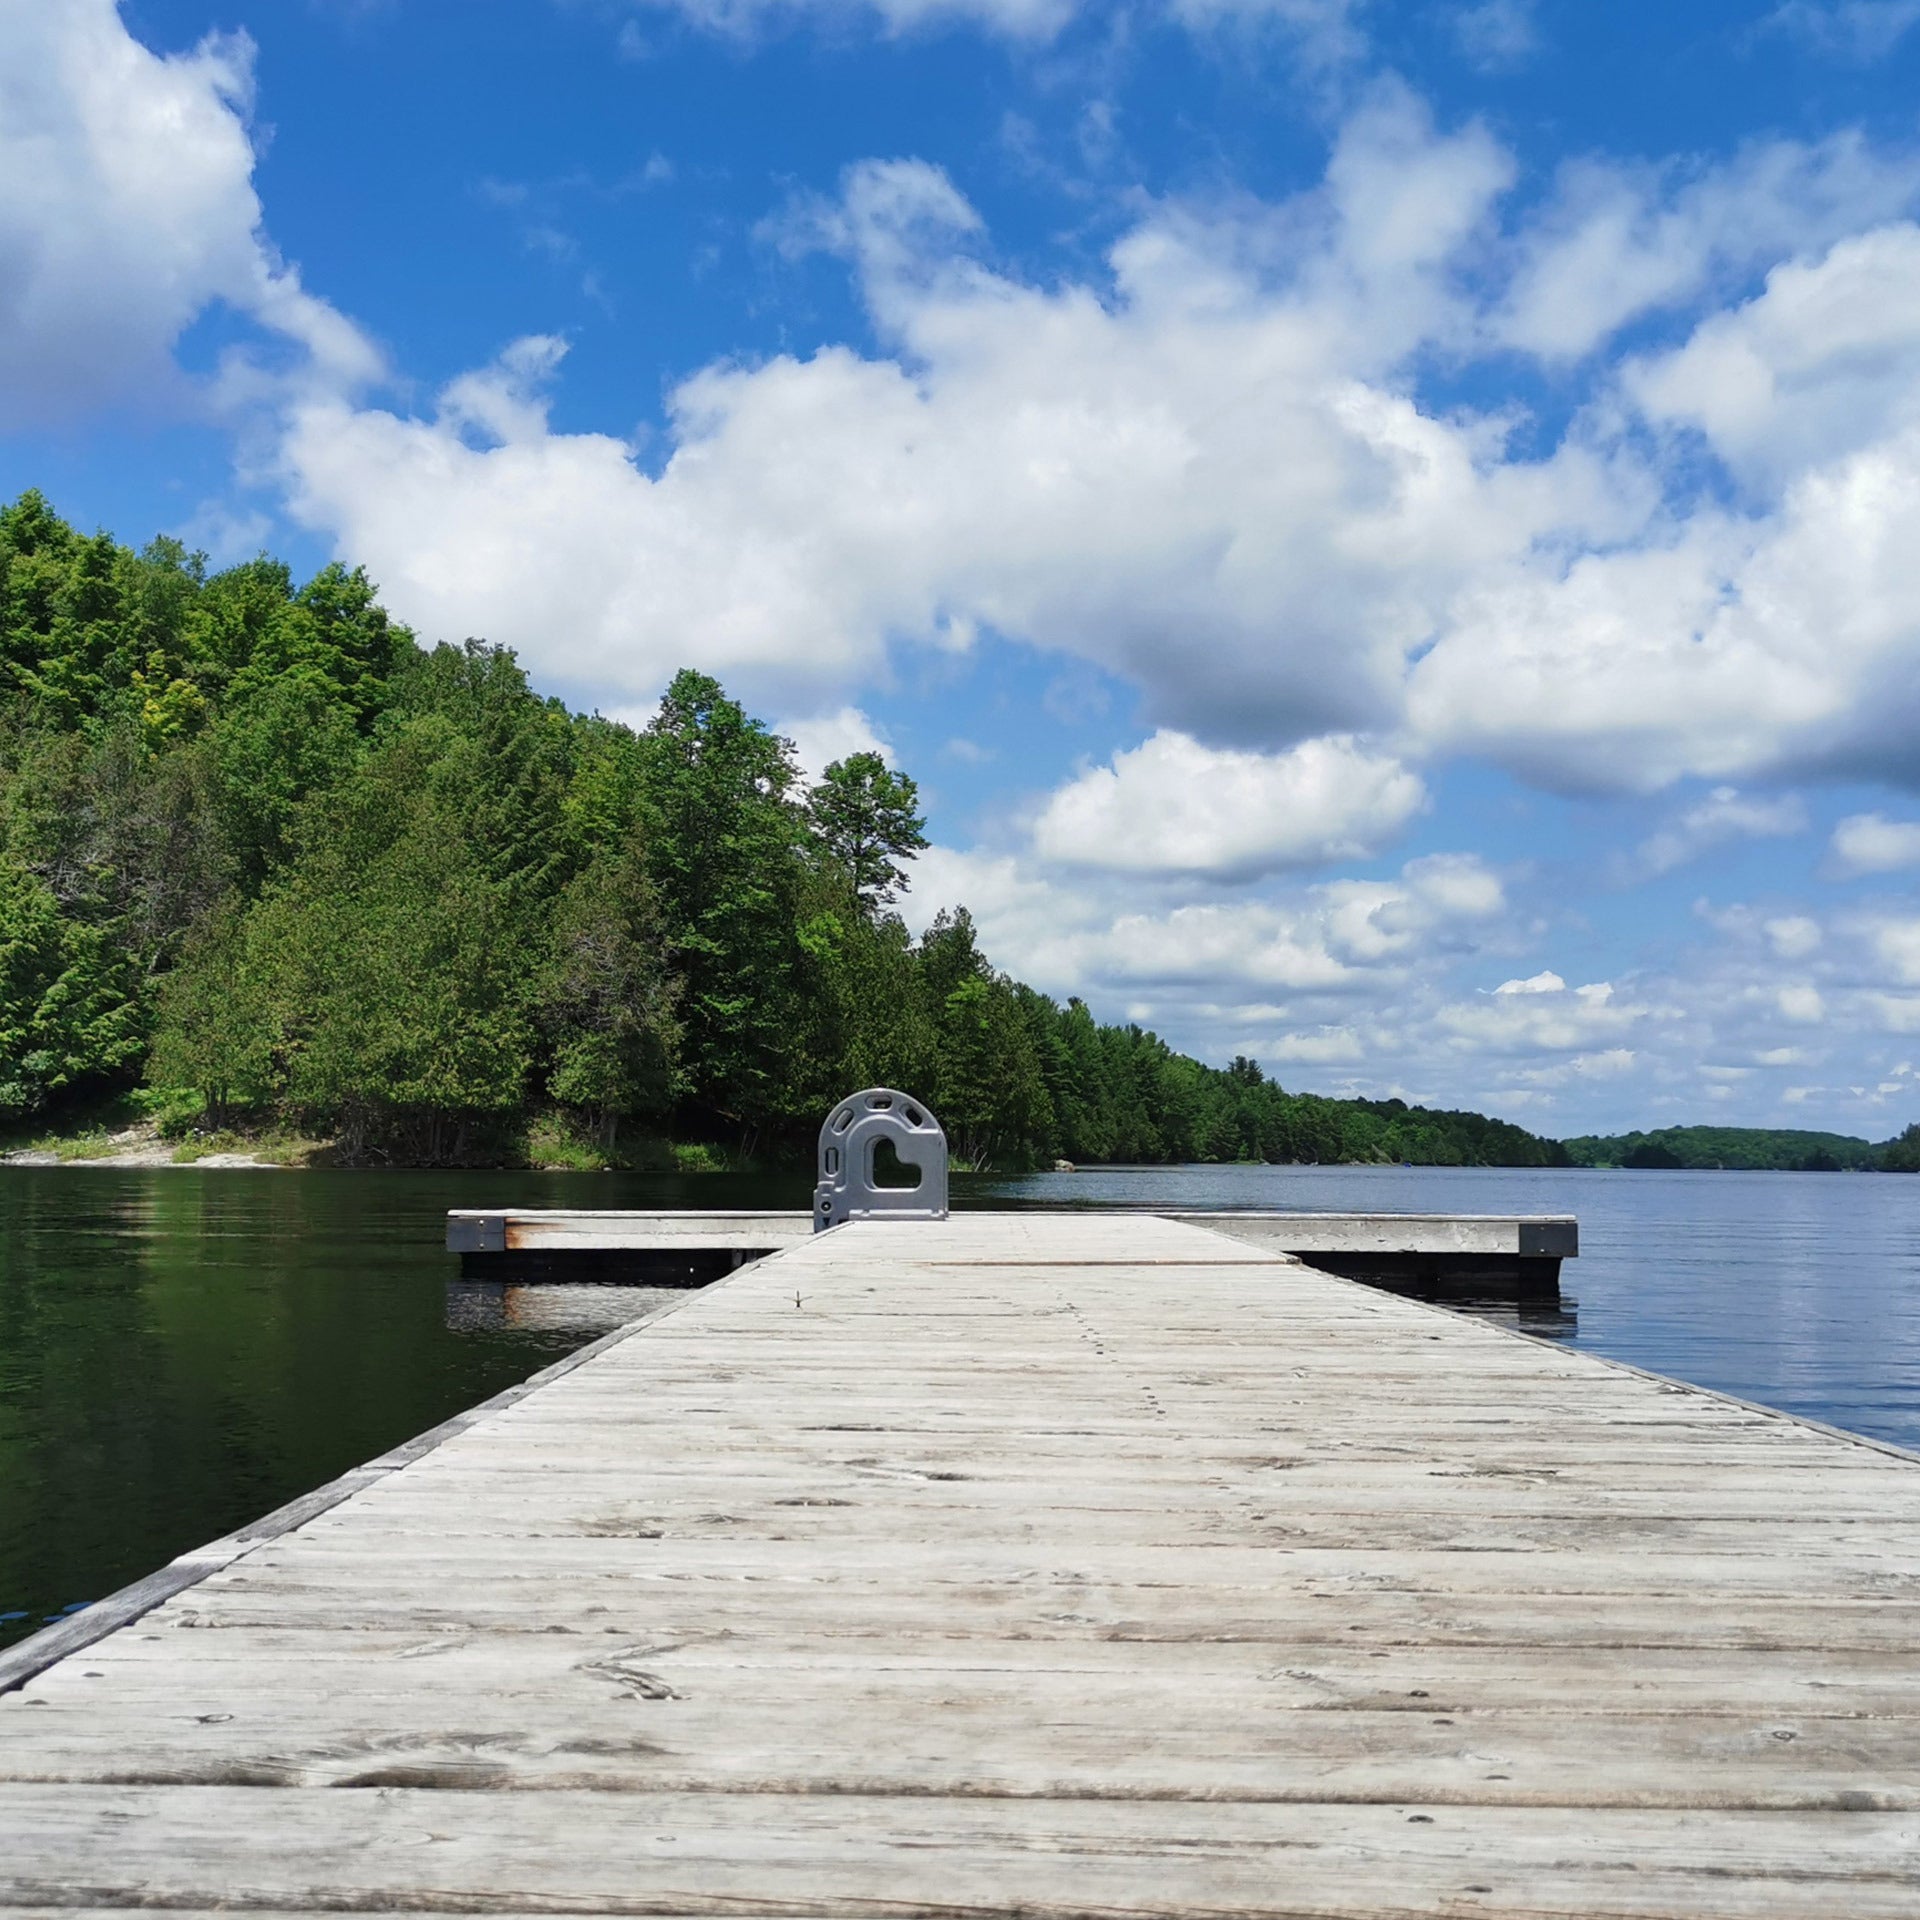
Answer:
[3,1786,1918,1919]
[3,1210,1917,1918]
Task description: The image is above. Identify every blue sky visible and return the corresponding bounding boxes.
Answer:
[13,0,1920,1137]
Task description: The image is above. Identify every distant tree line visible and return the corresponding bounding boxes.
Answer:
[0,491,1570,1169]
[1563,1125,1920,1173]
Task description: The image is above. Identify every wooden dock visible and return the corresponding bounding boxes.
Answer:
[447,1205,1579,1296]
[3,1211,1918,1916]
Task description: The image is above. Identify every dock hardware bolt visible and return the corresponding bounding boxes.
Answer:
[814,1088,949,1230]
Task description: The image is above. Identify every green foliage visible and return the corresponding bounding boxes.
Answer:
[535,838,681,1146]
[1563,1126,1884,1172]
[157,714,542,1161]
[3,490,1569,1169]
[1882,1123,1920,1172]
[807,752,929,909]
[636,670,805,1137]
[0,855,145,1117]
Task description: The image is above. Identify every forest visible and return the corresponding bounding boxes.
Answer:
[1564,1125,1920,1173]
[0,490,1572,1171]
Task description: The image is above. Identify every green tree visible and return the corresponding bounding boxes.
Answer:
[0,857,145,1120]
[165,719,540,1161]
[1884,1124,1920,1172]
[637,670,804,1139]
[535,838,681,1148]
[148,901,276,1124]
[807,752,929,911]
[0,489,1579,1175]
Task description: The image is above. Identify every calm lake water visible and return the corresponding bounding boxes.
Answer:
[3,1161,1916,1652]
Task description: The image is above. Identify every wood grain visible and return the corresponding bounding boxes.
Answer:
[3,1210,1916,1917]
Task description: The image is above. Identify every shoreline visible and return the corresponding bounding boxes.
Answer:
[0,1115,743,1176]
[0,1122,291,1171]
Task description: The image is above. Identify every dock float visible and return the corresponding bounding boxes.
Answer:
[447,1204,1579,1297]
[4,1210,1918,1916]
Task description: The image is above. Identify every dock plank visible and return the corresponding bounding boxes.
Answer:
[3,1211,1917,1917]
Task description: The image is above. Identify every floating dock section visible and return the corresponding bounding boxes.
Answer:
[3,1211,1917,1917]
[447,1204,1579,1298]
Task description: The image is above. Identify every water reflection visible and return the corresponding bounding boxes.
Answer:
[1341,1274,1580,1342]
[1454,1294,1580,1341]
[445,1280,684,1337]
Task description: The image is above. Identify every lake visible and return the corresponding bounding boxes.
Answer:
[3,1161,1916,1653]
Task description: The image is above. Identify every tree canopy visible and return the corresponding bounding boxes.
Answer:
[1561,1126,1892,1173]
[807,751,928,910]
[0,490,1576,1169]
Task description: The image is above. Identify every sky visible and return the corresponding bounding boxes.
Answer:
[12,1,1920,1139]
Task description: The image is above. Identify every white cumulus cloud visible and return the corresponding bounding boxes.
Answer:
[1626,225,1920,491]
[0,0,375,428]
[1493,969,1566,994]
[1496,134,1920,364]
[1829,811,1920,875]
[266,95,1920,798]
[780,707,894,786]
[1442,977,1638,1057]
[1409,225,1920,792]
[1765,915,1823,959]
[1032,732,1424,879]
[901,845,1506,1005]
[276,100,1593,727]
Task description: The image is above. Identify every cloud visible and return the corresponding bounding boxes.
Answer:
[1497,135,1920,366]
[1031,732,1425,879]
[1409,224,1920,791]
[1263,1026,1366,1063]
[1450,0,1536,70]
[268,95,1920,798]
[1625,225,1920,492]
[1868,915,1920,984]
[1495,134,1920,365]
[277,100,1566,725]
[1764,914,1823,959]
[1440,977,1641,1057]
[1626,785,1809,878]
[1493,969,1565,994]
[618,0,1080,40]
[617,0,1367,55]
[780,706,893,786]
[901,845,1506,1002]
[0,0,376,428]
[1765,0,1920,61]
[1161,0,1370,65]
[1830,810,1920,875]
[1778,983,1827,1022]
[897,818,1920,1127]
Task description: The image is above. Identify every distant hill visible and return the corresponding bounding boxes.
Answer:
[1561,1126,1887,1172]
